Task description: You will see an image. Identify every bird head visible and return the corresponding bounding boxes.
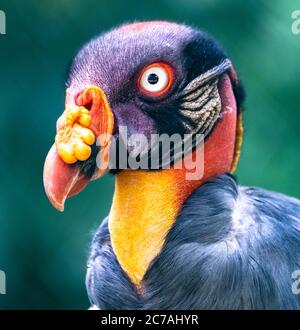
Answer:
[43,21,244,211]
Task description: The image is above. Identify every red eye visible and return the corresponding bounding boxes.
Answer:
[138,62,174,97]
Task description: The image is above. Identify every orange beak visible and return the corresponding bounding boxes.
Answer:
[43,86,114,211]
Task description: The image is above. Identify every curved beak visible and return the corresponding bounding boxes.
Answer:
[43,86,114,211]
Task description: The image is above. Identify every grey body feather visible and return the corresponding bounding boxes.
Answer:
[86,174,300,309]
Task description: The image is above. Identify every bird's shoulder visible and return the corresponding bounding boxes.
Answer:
[142,174,300,309]
[169,173,300,245]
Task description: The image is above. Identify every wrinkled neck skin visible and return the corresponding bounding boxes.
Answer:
[108,75,238,286]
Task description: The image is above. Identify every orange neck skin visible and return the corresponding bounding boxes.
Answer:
[108,75,238,286]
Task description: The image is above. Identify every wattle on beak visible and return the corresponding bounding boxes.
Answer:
[43,86,114,211]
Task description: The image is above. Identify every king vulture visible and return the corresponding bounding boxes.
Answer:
[43,21,300,309]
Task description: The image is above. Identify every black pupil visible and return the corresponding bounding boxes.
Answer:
[147,73,159,85]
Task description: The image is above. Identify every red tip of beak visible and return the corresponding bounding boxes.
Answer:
[43,145,89,211]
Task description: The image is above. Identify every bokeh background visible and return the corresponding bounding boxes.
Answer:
[0,0,299,309]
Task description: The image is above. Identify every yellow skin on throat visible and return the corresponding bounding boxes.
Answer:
[109,169,182,286]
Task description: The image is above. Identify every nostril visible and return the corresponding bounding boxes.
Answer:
[84,101,93,111]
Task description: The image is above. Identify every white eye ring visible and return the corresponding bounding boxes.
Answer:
[139,64,172,95]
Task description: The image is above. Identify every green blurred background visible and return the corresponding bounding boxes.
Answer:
[0,0,299,309]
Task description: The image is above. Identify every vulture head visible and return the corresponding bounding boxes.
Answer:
[43,21,244,213]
